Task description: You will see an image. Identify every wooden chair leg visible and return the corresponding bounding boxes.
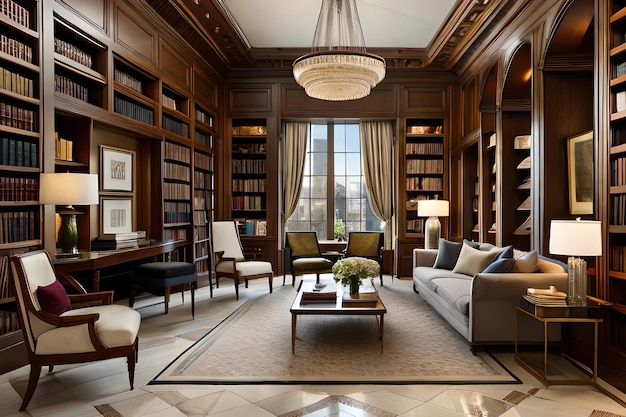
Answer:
[164,287,171,314]
[191,282,196,319]
[268,275,273,293]
[208,274,214,298]
[20,363,41,411]
[127,351,136,390]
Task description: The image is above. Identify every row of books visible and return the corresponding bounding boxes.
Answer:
[0,136,38,167]
[162,93,179,111]
[194,171,213,189]
[232,179,266,192]
[232,159,266,174]
[164,161,190,182]
[609,244,626,271]
[0,65,35,98]
[0,210,38,243]
[232,195,266,211]
[1,34,33,64]
[0,176,38,201]
[406,218,426,233]
[611,194,626,226]
[114,94,154,125]
[114,68,142,93]
[0,310,18,335]
[162,114,189,138]
[164,141,191,164]
[232,143,266,154]
[406,159,443,174]
[54,74,88,102]
[163,227,187,241]
[405,142,444,155]
[164,201,191,224]
[194,152,212,171]
[0,0,30,29]
[163,182,191,201]
[0,255,10,299]
[194,190,211,210]
[54,37,93,69]
[195,130,213,147]
[611,156,626,186]
[195,108,214,127]
[406,177,443,191]
[54,132,73,161]
[0,102,36,132]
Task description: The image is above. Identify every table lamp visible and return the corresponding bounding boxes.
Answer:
[40,173,99,253]
[549,218,602,306]
[418,199,449,250]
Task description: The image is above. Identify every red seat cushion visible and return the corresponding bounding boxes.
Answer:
[37,280,71,315]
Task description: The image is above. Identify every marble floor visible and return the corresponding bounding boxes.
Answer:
[1,276,626,417]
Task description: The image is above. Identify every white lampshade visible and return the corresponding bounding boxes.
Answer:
[40,173,99,205]
[549,219,602,257]
[418,200,449,217]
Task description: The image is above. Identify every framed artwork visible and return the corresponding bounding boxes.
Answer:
[101,146,134,192]
[101,197,133,234]
[255,220,267,236]
[567,130,593,215]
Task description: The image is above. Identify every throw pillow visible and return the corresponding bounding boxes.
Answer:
[482,258,516,273]
[512,250,538,273]
[452,243,501,276]
[433,239,463,270]
[37,280,70,315]
[497,245,514,259]
[463,239,481,249]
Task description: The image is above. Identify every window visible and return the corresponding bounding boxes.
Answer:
[286,122,382,239]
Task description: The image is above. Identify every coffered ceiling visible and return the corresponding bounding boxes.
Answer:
[145,0,517,72]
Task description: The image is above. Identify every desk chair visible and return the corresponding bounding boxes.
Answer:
[344,232,384,285]
[285,232,334,287]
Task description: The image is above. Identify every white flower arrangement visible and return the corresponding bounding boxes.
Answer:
[331,256,380,289]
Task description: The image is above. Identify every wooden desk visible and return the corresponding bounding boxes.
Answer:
[52,240,188,292]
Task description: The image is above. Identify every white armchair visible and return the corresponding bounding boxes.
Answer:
[9,250,141,411]
[210,221,274,300]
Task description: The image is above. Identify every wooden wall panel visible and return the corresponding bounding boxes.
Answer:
[230,85,273,113]
[403,87,448,113]
[194,67,218,109]
[160,40,191,89]
[115,6,155,63]
[59,0,107,30]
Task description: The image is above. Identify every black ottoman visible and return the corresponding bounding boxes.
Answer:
[130,262,197,318]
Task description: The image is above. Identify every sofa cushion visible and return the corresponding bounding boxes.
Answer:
[512,250,538,273]
[452,243,501,276]
[413,266,471,292]
[482,257,516,273]
[433,239,463,270]
[536,255,567,273]
[431,277,472,315]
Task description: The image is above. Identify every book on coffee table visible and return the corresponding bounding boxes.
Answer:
[342,291,378,308]
[300,282,337,304]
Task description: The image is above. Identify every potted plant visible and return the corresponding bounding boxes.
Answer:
[331,256,380,298]
[334,218,345,241]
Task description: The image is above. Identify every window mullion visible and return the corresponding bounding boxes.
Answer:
[327,122,335,240]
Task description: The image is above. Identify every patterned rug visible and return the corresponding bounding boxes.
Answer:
[151,279,519,385]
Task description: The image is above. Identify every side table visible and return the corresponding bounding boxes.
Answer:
[515,296,603,387]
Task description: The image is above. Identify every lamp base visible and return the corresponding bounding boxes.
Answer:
[57,210,78,254]
[567,256,587,306]
[424,216,441,250]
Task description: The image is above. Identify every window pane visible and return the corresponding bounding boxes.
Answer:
[346,153,361,175]
[346,125,360,152]
[345,176,362,198]
[311,152,327,175]
[311,176,327,198]
[334,153,346,176]
[334,124,346,152]
[310,199,327,221]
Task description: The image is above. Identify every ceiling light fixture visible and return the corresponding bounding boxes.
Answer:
[293,0,386,101]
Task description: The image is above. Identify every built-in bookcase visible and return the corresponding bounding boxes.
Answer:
[112,57,157,126]
[161,84,190,139]
[163,140,191,242]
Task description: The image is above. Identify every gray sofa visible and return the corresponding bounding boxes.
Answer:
[412,241,568,350]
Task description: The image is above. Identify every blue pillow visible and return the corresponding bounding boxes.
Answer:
[497,245,514,259]
[482,258,516,273]
[433,239,463,270]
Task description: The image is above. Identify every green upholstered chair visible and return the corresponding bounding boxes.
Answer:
[344,232,385,285]
[285,232,334,286]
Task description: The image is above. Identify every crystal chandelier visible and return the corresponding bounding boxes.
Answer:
[293,0,386,101]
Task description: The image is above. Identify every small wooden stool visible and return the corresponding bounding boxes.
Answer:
[130,261,197,318]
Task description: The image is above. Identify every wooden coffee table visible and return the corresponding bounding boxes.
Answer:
[290,280,387,354]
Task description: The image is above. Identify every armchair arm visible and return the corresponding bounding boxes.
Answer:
[55,270,88,294]
[412,248,438,269]
[68,291,114,308]
[33,308,100,327]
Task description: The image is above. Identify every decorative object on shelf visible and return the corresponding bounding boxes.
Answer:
[418,199,449,250]
[334,217,345,241]
[100,197,133,234]
[549,218,602,306]
[331,256,380,298]
[40,173,99,253]
[567,130,593,215]
[292,0,385,101]
[100,146,134,192]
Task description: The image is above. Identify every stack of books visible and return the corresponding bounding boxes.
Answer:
[90,231,148,251]
[525,286,567,305]
[301,283,337,304]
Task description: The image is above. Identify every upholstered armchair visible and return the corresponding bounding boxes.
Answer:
[285,232,334,287]
[210,221,274,300]
[344,232,384,285]
[9,250,141,411]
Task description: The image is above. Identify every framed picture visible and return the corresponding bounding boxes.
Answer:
[255,220,267,236]
[101,146,134,192]
[567,130,593,215]
[101,197,133,234]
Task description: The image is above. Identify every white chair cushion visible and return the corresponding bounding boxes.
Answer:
[36,305,140,354]
[236,261,273,276]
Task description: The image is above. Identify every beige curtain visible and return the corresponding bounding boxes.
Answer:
[281,121,309,234]
[359,120,394,249]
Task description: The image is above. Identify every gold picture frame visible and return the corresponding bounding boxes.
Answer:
[567,130,593,215]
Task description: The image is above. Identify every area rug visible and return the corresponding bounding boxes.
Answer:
[151,278,519,385]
